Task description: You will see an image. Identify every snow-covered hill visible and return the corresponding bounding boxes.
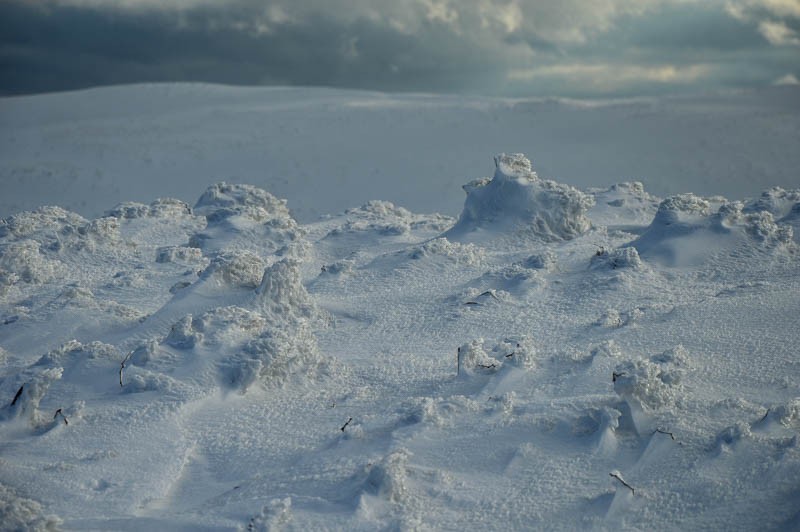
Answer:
[1,84,799,223]
[1,144,799,529]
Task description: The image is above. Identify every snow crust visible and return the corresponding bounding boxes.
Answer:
[1,92,800,530]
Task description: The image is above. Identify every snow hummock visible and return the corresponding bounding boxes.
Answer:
[446,153,594,243]
[632,193,795,266]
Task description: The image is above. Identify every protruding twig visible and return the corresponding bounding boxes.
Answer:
[457,347,461,376]
[759,408,770,423]
[610,472,635,494]
[341,417,353,432]
[505,352,515,358]
[464,301,480,306]
[653,428,675,441]
[652,428,683,445]
[478,363,497,369]
[119,351,133,387]
[479,290,500,301]
[10,385,23,406]
[612,372,626,383]
[53,408,68,426]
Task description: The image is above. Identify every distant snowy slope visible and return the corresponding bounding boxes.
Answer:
[1,84,799,222]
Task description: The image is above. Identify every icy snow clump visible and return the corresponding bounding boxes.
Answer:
[0,484,62,532]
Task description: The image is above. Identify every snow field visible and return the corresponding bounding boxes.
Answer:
[0,153,799,530]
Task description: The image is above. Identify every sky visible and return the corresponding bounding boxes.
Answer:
[0,0,799,98]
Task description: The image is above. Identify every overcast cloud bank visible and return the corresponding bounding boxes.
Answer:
[1,0,799,97]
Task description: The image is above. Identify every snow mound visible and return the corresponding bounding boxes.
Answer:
[341,200,413,235]
[363,448,412,504]
[224,259,326,390]
[594,308,643,328]
[744,187,800,242]
[523,251,557,271]
[588,182,660,229]
[632,193,795,265]
[325,201,453,239]
[189,182,304,257]
[246,498,293,532]
[744,187,800,220]
[0,239,64,286]
[201,250,266,289]
[194,182,291,222]
[105,198,193,219]
[0,484,62,532]
[408,237,485,265]
[0,367,62,424]
[613,356,682,410]
[758,398,800,428]
[445,153,594,242]
[255,258,317,319]
[0,208,120,254]
[0,206,86,240]
[590,246,643,270]
[155,245,204,264]
[457,337,535,375]
[0,208,122,287]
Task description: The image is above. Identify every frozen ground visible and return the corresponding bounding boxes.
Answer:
[1,87,800,531]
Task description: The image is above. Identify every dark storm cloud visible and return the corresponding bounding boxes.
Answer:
[616,3,767,51]
[0,0,514,95]
[0,0,799,97]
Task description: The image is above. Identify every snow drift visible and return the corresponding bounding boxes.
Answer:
[631,193,796,266]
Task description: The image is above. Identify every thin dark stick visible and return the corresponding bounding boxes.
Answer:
[340,417,353,432]
[119,351,133,387]
[53,408,68,426]
[10,385,23,406]
[653,428,675,441]
[610,472,635,494]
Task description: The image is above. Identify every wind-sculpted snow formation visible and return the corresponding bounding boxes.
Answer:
[446,153,594,243]
[1,154,799,530]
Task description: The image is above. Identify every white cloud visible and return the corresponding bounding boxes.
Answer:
[758,19,800,44]
[419,0,460,26]
[727,0,800,19]
[774,73,800,84]
[508,62,712,90]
